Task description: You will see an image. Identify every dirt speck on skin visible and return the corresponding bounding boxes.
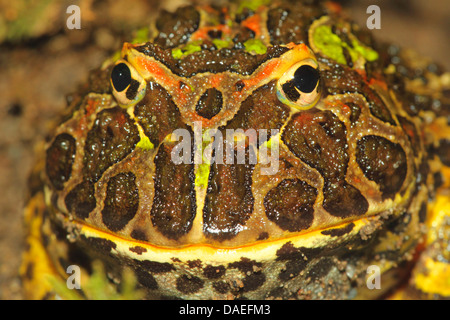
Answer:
[0,0,448,300]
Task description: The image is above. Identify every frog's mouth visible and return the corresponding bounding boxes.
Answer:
[73,215,376,265]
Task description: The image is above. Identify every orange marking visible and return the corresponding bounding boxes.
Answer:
[341,103,351,116]
[76,98,100,136]
[245,59,280,88]
[85,98,99,117]
[136,56,181,89]
[210,74,224,88]
[368,77,388,91]
[190,24,232,41]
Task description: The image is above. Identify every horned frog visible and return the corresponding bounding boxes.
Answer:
[21,0,450,299]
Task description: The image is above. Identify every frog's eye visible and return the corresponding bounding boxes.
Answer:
[276,60,321,110]
[110,60,146,107]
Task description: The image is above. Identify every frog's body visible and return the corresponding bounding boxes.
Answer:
[21,0,450,300]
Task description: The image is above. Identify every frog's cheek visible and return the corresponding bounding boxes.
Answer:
[110,60,147,108]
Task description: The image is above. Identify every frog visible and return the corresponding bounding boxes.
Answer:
[21,0,450,300]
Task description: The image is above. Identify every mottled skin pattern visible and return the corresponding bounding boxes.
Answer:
[21,0,450,300]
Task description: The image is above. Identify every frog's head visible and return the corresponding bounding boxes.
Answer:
[110,41,322,113]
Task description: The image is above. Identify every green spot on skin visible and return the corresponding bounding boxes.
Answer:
[312,25,378,66]
[195,130,214,188]
[237,0,271,13]
[171,48,183,60]
[351,39,379,62]
[212,38,232,50]
[136,135,154,150]
[244,39,267,55]
[172,40,203,59]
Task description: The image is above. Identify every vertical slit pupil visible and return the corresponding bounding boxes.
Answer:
[111,63,132,92]
[293,65,320,93]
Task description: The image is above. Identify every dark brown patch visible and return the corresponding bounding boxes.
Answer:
[83,107,139,182]
[386,211,411,235]
[242,273,266,292]
[282,110,368,217]
[102,172,139,232]
[65,180,96,220]
[46,133,76,190]
[203,146,254,241]
[7,102,23,117]
[267,4,324,45]
[308,258,333,282]
[81,236,117,253]
[276,242,299,259]
[151,141,196,240]
[281,81,300,102]
[264,179,317,232]
[176,275,204,294]
[321,223,355,237]
[187,260,203,269]
[125,79,141,101]
[88,66,113,94]
[418,202,427,224]
[130,229,148,241]
[275,242,322,281]
[203,265,226,279]
[129,246,147,255]
[320,57,396,125]
[195,88,223,119]
[398,116,420,156]
[135,269,158,290]
[268,287,294,300]
[235,80,245,92]
[228,257,262,274]
[322,181,369,217]
[347,102,362,124]
[213,281,230,294]
[134,82,188,146]
[356,135,407,199]
[25,262,34,280]
[134,260,175,274]
[224,81,290,146]
[154,6,200,48]
[257,232,269,241]
[434,139,450,166]
[135,43,289,77]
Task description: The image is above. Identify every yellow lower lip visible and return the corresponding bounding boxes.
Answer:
[77,217,365,264]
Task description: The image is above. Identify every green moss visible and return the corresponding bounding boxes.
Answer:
[244,39,267,55]
[312,25,378,66]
